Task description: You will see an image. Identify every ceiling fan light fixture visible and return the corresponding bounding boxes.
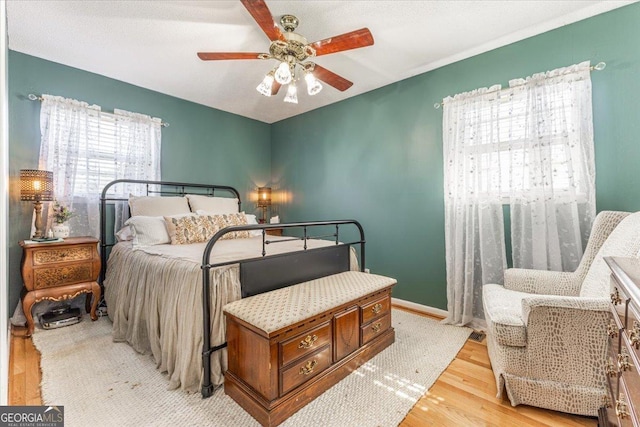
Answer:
[284,83,298,104]
[305,72,323,96]
[256,72,275,96]
[274,61,292,84]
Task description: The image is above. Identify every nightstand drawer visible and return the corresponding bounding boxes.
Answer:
[33,263,94,289]
[32,245,93,266]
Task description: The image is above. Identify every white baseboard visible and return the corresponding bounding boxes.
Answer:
[391,298,448,319]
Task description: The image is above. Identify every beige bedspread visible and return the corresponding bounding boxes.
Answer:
[104,236,357,393]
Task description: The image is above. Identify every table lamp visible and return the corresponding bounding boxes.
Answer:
[257,187,272,223]
[20,169,54,239]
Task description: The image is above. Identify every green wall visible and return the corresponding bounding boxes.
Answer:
[7,51,271,311]
[271,3,640,310]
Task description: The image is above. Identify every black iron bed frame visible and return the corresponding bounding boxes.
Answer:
[99,179,365,398]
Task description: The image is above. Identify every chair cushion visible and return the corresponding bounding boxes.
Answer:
[483,284,528,347]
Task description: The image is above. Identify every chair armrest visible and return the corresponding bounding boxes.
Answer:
[504,268,581,296]
[521,295,610,325]
[519,296,611,387]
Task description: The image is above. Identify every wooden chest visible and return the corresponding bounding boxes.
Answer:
[223,271,396,427]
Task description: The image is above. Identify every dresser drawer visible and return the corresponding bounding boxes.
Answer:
[280,345,332,396]
[279,322,331,367]
[31,245,94,266]
[617,375,640,426]
[33,263,94,289]
[612,275,635,330]
[361,313,391,345]
[361,295,390,325]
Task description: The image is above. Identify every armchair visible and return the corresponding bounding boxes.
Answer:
[483,210,640,416]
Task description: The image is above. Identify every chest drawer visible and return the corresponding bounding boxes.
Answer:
[31,245,94,266]
[279,322,332,368]
[280,345,332,396]
[33,263,95,289]
[361,313,391,345]
[361,295,390,325]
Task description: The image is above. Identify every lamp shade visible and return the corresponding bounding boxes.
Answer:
[257,187,272,207]
[20,169,54,201]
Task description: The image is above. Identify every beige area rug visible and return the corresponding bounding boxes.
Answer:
[32,309,470,427]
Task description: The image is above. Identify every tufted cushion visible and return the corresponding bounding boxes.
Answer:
[223,271,397,335]
[483,284,528,347]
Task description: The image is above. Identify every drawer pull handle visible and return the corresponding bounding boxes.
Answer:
[62,274,68,280]
[298,334,318,349]
[611,288,622,305]
[616,394,629,419]
[372,303,383,315]
[618,348,632,372]
[372,322,382,333]
[299,360,317,376]
[608,320,619,339]
[606,357,617,377]
[630,321,640,350]
[602,394,611,408]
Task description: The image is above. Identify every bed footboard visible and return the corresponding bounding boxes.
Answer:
[200,220,365,398]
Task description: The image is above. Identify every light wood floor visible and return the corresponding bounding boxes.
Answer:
[9,308,596,426]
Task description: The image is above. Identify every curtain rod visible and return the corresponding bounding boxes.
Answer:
[27,93,170,127]
[433,61,606,110]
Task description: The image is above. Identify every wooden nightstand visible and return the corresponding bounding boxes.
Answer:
[265,228,283,236]
[20,236,101,336]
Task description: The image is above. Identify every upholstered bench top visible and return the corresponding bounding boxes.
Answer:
[223,271,396,335]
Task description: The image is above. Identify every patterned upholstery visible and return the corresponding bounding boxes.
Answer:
[223,271,396,335]
[483,210,637,416]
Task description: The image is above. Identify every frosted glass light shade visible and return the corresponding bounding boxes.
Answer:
[256,74,274,96]
[284,83,298,104]
[275,62,292,84]
[305,72,323,96]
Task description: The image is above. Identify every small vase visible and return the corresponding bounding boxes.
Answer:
[52,223,70,238]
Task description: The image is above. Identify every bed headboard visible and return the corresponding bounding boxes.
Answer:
[99,179,242,285]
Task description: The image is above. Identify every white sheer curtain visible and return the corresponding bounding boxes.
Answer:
[112,108,162,232]
[441,62,596,326]
[508,61,595,271]
[39,95,102,237]
[442,86,508,326]
[38,95,162,238]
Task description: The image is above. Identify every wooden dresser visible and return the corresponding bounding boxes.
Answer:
[603,256,640,425]
[20,236,101,336]
[223,272,396,427]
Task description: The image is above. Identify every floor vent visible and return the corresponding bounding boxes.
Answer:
[469,330,486,342]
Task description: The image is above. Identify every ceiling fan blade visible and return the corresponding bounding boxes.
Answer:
[310,28,374,56]
[271,81,282,95]
[240,0,285,42]
[312,65,353,92]
[197,52,264,60]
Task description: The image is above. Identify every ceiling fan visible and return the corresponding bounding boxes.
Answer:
[197,0,374,104]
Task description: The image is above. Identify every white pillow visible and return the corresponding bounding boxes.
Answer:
[245,214,262,237]
[125,216,171,247]
[186,194,239,214]
[115,225,133,242]
[129,195,191,217]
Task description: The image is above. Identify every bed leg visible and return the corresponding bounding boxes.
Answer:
[201,383,214,398]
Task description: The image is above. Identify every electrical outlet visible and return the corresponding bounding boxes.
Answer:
[364,268,370,274]
[97,306,108,317]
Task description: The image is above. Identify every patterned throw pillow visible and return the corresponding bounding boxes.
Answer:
[165,213,251,244]
[164,214,208,245]
[200,212,251,240]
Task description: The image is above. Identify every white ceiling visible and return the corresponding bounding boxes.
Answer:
[6,0,635,124]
